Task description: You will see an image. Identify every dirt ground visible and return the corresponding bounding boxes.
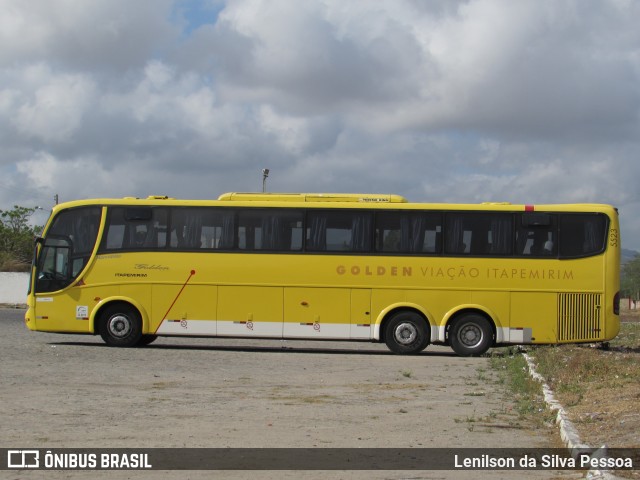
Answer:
[542,314,640,466]
[1,307,586,479]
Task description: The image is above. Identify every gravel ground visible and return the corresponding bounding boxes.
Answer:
[1,308,582,479]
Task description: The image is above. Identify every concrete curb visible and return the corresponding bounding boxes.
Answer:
[522,352,623,480]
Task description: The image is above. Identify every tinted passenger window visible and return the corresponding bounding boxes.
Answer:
[101,207,168,250]
[559,214,607,258]
[516,213,557,257]
[307,211,373,252]
[445,213,513,255]
[238,210,303,251]
[170,208,235,250]
[375,212,442,253]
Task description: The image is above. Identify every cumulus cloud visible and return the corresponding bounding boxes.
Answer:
[14,151,139,203]
[0,0,177,70]
[1,0,640,247]
[12,66,96,143]
[190,0,430,114]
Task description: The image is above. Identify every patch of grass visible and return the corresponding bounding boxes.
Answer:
[463,391,486,397]
[492,320,640,455]
[489,347,552,423]
[151,381,172,389]
[611,320,640,349]
[270,394,337,405]
[532,323,640,398]
[476,367,489,382]
[454,410,500,433]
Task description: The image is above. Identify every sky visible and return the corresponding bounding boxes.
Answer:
[1,0,640,249]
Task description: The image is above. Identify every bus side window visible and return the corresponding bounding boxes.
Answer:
[237,209,303,251]
[445,214,469,254]
[375,213,401,252]
[445,213,512,256]
[517,213,556,257]
[170,208,235,250]
[306,211,372,252]
[559,213,607,258]
[129,209,167,249]
[375,212,442,254]
[100,207,168,251]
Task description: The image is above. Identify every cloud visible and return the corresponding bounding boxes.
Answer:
[14,151,138,202]
[183,0,429,114]
[11,65,96,143]
[0,0,178,70]
[179,0,640,139]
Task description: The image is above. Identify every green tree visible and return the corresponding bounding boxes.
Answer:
[0,206,41,271]
[621,254,640,301]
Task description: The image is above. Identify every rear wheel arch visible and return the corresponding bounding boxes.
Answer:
[446,309,496,356]
[380,307,431,355]
[376,304,433,336]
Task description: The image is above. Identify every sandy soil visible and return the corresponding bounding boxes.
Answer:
[1,308,582,479]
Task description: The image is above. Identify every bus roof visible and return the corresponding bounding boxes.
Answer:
[47,194,618,216]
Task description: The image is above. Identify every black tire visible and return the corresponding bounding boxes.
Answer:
[384,311,430,355]
[98,304,142,347]
[449,314,493,357]
[137,334,158,346]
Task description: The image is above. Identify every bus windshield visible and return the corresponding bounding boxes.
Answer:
[35,206,102,293]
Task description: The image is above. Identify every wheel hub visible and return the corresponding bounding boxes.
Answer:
[394,322,417,345]
[459,324,482,347]
[108,315,131,338]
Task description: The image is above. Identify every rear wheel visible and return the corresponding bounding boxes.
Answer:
[98,304,142,347]
[384,311,430,355]
[449,314,493,356]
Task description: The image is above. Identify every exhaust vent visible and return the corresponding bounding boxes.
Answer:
[557,293,602,341]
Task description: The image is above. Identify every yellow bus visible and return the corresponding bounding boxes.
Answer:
[25,192,620,356]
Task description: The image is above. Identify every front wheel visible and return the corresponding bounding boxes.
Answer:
[98,304,142,347]
[449,314,493,357]
[384,311,430,355]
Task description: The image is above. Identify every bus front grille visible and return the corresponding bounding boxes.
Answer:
[557,293,602,341]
